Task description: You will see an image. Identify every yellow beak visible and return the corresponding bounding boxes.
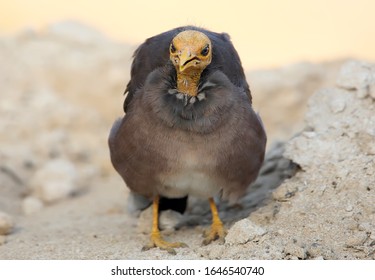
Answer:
[178,50,195,72]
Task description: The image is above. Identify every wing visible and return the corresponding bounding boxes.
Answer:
[123,26,251,112]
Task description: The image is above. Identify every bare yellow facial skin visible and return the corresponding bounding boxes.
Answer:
[169,30,212,96]
[170,30,212,73]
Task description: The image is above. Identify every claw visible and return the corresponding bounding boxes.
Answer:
[143,195,188,254]
[202,198,227,245]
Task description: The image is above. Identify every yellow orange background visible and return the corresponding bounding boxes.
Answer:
[1,0,374,69]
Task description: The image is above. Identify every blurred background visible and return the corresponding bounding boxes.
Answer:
[2,0,375,70]
[0,0,374,216]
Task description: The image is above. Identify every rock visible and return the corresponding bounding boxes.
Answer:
[30,158,78,203]
[159,210,182,232]
[285,81,375,170]
[22,196,44,215]
[225,219,266,245]
[336,60,375,99]
[0,211,14,235]
[137,206,182,234]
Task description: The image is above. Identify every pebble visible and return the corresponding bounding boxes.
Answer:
[22,196,44,215]
[225,219,266,245]
[137,207,181,234]
[29,158,78,203]
[159,210,182,232]
[0,211,14,235]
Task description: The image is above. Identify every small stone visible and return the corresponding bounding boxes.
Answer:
[159,210,182,232]
[0,212,14,235]
[225,219,266,245]
[345,232,368,247]
[137,207,182,234]
[345,205,353,212]
[30,158,78,203]
[284,243,307,259]
[22,196,44,215]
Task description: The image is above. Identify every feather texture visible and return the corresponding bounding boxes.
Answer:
[123,26,251,112]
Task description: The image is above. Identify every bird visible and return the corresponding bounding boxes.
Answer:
[108,26,267,254]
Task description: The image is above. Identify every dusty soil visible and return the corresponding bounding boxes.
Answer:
[0,22,374,259]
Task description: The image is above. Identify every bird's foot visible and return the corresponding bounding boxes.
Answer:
[202,220,227,245]
[142,231,188,255]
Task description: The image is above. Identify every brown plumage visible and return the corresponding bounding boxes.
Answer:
[109,26,266,254]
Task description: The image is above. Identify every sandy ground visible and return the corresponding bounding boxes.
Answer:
[0,22,374,259]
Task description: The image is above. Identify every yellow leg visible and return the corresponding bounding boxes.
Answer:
[142,195,187,254]
[202,197,227,245]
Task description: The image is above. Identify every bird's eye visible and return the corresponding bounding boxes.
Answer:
[170,43,176,53]
[201,44,210,56]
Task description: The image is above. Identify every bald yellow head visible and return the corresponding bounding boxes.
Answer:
[169,30,212,73]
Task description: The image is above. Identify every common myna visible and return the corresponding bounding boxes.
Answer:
[109,26,266,254]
